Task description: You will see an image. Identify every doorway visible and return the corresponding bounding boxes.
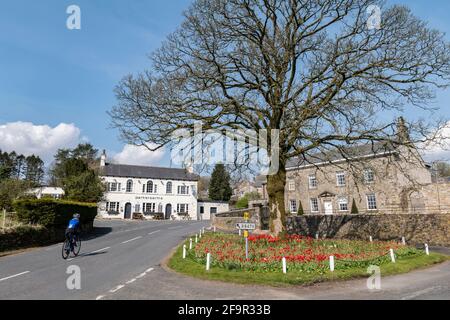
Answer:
[324,201,333,215]
[124,203,132,219]
[165,204,172,220]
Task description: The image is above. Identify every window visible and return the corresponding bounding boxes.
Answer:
[210,207,217,214]
[367,194,378,210]
[336,172,346,187]
[290,200,297,213]
[143,203,156,213]
[308,175,317,189]
[126,180,133,193]
[177,204,189,214]
[106,202,119,212]
[200,206,204,214]
[166,182,172,194]
[134,204,140,213]
[288,180,296,191]
[310,198,319,212]
[364,169,375,184]
[146,181,153,193]
[338,198,349,211]
[178,185,189,195]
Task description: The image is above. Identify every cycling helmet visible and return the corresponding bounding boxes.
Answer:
[73,213,80,219]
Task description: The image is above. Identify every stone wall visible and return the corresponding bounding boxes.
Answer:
[213,208,259,231]
[287,214,450,246]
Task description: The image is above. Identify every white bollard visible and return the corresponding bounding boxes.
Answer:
[390,249,396,263]
[189,238,193,250]
[282,257,287,274]
[195,234,198,243]
[206,253,211,271]
[202,227,205,234]
[213,226,216,233]
[425,244,429,256]
[239,229,241,236]
[402,237,406,245]
[182,245,186,259]
[329,256,335,272]
[199,230,202,239]
[315,233,319,240]
[369,236,373,242]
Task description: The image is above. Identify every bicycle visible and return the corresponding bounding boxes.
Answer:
[62,232,81,260]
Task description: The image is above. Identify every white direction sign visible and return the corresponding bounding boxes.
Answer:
[236,223,256,230]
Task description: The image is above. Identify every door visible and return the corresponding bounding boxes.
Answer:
[124,203,132,219]
[165,204,172,220]
[324,201,333,215]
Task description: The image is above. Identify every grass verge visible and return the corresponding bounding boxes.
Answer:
[168,237,449,287]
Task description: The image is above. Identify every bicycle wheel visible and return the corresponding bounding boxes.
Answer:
[62,239,71,260]
[72,237,81,257]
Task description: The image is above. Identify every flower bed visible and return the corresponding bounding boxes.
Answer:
[188,233,424,273]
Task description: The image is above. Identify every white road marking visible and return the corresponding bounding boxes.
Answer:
[0,271,30,282]
[121,236,142,244]
[148,230,161,235]
[136,272,147,279]
[401,286,442,300]
[95,295,105,300]
[90,247,110,254]
[145,267,154,273]
[109,285,125,293]
[126,278,137,284]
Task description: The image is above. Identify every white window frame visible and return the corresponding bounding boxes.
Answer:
[143,203,156,213]
[166,181,172,194]
[288,180,296,191]
[177,204,189,214]
[366,194,378,210]
[126,180,133,193]
[290,200,297,213]
[338,197,349,212]
[146,181,153,193]
[310,198,319,213]
[364,169,375,184]
[178,185,189,195]
[336,172,346,187]
[308,175,317,189]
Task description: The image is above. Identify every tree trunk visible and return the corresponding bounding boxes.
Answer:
[267,163,286,236]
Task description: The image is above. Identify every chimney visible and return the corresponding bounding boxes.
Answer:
[396,117,410,144]
[100,150,107,167]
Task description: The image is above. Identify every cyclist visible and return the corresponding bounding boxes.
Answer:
[65,213,81,251]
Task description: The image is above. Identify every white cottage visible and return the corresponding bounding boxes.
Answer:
[98,152,228,220]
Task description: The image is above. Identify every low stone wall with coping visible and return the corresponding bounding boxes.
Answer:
[287,214,450,246]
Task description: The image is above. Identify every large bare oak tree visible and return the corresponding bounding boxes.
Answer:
[110,0,450,234]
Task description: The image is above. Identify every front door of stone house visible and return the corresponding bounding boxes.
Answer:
[124,203,132,219]
[324,201,333,215]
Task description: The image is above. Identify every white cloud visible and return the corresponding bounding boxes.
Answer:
[112,143,165,166]
[0,121,82,162]
[421,121,450,162]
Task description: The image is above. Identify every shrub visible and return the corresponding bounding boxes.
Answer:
[13,198,97,228]
[297,201,304,215]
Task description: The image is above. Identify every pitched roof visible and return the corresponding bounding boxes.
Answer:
[101,163,199,181]
[286,142,397,169]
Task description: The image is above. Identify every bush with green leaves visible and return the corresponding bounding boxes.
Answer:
[13,199,97,228]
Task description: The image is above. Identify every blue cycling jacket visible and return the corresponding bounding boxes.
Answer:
[67,218,80,230]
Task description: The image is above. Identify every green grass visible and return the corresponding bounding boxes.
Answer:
[168,236,449,287]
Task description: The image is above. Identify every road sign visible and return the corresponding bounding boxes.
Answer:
[236,223,256,230]
[244,211,250,220]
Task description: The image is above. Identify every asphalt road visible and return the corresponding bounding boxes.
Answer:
[0,219,209,300]
[0,219,448,300]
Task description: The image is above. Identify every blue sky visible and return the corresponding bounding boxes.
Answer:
[1,0,449,167]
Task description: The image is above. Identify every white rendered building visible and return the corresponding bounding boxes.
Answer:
[98,152,229,220]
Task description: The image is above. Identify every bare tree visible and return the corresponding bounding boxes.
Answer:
[110,0,450,234]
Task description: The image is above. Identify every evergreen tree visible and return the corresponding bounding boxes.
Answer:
[24,155,44,186]
[208,163,232,201]
[351,199,359,214]
[297,200,304,216]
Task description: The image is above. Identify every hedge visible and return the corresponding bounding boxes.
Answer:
[0,225,56,252]
[13,199,97,228]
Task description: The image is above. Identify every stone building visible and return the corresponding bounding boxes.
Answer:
[284,141,440,215]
